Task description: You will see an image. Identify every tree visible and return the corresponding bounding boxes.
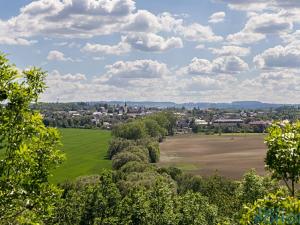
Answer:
[107,138,134,159]
[236,169,279,205]
[112,121,147,140]
[0,53,65,223]
[112,151,147,170]
[265,121,300,196]
[143,118,167,140]
[240,191,300,225]
[176,191,218,225]
[51,172,121,225]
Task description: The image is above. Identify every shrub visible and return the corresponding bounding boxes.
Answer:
[107,138,135,159]
[112,121,147,140]
[112,152,147,170]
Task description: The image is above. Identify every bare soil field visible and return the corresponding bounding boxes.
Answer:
[158,134,268,179]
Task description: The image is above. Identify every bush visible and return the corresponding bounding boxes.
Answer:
[240,191,300,225]
[112,151,147,170]
[107,138,135,159]
[147,142,160,163]
[143,118,167,140]
[112,121,147,140]
[125,146,150,163]
[119,161,156,173]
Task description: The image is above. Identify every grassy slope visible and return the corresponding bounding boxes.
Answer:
[50,128,111,183]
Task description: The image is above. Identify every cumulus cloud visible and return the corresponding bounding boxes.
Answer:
[14,0,136,38]
[47,50,73,61]
[81,41,131,55]
[81,33,183,55]
[244,13,292,34]
[123,33,183,52]
[215,0,270,12]
[177,23,223,43]
[178,56,249,76]
[209,45,250,57]
[95,59,170,87]
[49,70,87,82]
[226,13,292,45]
[254,42,300,68]
[209,11,226,23]
[0,37,35,46]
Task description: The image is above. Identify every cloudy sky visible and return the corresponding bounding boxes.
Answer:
[1,0,300,103]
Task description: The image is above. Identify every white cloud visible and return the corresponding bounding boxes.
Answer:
[47,50,73,61]
[227,31,265,45]
[195,44,205,49]
[213,56,249,73]
[49,70,87,82]
[254,42,300,68]
[123,33,183,52]
[95,59,170,87]
[214,0,270,12]
[209,11,226,23]
[244,13,293,34]
[82,33,183,55]
[280,30,300,44]
[0,36,34,46]
[226,13,292,45]
[178,56,249,76]
[177,23,223,43]
[81,41,131,55]
[209,45,250,57]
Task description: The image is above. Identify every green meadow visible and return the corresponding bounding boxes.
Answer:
[50,128,112,183]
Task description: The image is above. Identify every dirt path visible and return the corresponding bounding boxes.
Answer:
[158,134,268,179]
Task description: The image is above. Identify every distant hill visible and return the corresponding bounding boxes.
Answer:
[94,100,299,110]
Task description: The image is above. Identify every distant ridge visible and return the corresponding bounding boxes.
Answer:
[90,100,299,110]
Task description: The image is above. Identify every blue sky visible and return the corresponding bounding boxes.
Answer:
[1,0,300,103]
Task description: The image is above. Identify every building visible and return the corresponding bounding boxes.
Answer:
[213,119,243,126]
[194,119,208,126]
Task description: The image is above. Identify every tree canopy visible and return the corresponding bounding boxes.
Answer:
[0,53,65,223]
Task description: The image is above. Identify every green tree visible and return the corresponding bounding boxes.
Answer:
[107,138,134,159]
[265,121,300,196]
[112,151,147,170]
[0,53,65,224]
[112,121,147,140]
[143,118,167,140]
[176,191,218,225]
[237,169,279,205]
[240,191,300,225]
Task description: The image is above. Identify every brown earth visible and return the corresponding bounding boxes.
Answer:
[158,134,268,179]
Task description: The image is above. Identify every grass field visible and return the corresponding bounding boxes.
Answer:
[158,134,267,179]
[50,128,112,183]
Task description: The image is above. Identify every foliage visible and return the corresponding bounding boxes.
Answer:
[236,169,280,206]
[143,118,167,140]
[200,174,240,222]
[119,161,155,174]
[265,121,300,196]
[148,111,177,136]
[0,53,65,223]
[51,172,121,225]
[240,191,300,225]
[176,191,218,225]
[112,151,147,170]
[112,120,147,140]
[108,138,134,159]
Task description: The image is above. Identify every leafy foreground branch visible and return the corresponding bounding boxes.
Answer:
[0,53,65,224]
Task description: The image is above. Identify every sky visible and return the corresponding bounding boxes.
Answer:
[1,0,300,103]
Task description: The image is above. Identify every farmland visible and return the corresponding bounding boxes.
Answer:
[159,134,268,179]
[50,128,111,183]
